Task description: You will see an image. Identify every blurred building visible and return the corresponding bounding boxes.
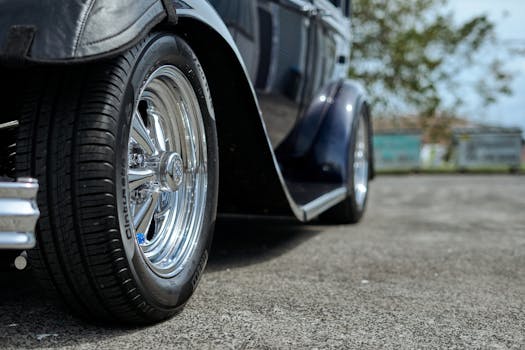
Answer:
[452,126,522,170]
[373,130,422,170]
[421,144,447,168]
[372,115,523,171]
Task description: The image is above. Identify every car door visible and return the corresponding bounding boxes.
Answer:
[207,0,260,81]
[208,0,352,151]
[256,0,351,147]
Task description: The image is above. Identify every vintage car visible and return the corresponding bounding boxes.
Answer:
[0,0,373,324]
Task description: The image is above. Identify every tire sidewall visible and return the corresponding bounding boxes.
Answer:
[115,33,218,312]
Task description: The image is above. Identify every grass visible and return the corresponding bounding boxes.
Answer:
[376,164,525,175]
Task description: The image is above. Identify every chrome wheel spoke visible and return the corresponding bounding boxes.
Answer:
[150,112,168,152]
[134,191,160,236]
[128,168,156,191]
[155,193,173,218]
[131,111,156,155]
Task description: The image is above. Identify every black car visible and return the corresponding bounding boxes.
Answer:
[0,0,373,324]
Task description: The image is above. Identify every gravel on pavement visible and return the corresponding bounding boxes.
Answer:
[0,175,524,349]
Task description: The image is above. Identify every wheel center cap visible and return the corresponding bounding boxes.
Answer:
[159,152,184,191]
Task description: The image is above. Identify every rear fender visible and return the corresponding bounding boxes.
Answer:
[277,80,373,193]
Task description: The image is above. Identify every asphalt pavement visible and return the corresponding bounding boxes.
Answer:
[1,175,524,349]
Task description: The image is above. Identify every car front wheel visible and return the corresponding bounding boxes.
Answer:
[16,32,218,325]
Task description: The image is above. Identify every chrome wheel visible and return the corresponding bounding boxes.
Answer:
[353,114,369,210]
[127,65,207,278]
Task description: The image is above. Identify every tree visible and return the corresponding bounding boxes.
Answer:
[349,0,513,119]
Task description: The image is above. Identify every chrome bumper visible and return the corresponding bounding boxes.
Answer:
[0,178,39,249]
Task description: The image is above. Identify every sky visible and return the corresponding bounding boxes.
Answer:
[448,0,525,134]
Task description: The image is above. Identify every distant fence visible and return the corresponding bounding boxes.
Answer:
[372,128,523,172]
[373,132,421,170]
[453,129,522,170]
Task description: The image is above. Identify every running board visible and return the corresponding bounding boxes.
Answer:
[219,187,347,222]
[300,187,347,221]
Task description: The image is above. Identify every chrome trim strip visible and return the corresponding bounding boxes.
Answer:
[0,180,39,199]
[0,178,39,250]
[0,120,19,130]
[0,232,36,250]
[302,187,347,221]
[312,0,351,40]
[0,199,39,232]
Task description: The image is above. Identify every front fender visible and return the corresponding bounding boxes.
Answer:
[0,0,172,63]
[173,2,297,218]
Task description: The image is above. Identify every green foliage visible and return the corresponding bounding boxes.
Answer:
[349,0,513,118]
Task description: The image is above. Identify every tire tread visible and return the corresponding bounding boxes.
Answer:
[16,39,161,324]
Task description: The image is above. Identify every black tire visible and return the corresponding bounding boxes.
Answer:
[0,251,18,271]
[320,103,371,224]
[16,32,218,325]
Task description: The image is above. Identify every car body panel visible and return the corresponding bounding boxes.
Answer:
[207,0,373,214]
[0,0,371,223]
[277,80,368,206]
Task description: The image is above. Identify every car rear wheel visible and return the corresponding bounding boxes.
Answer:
[320,104,371,224]
[16,32,218,325]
